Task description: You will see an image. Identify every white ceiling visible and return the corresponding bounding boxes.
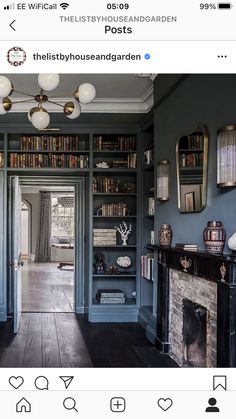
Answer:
[4,74,154,114]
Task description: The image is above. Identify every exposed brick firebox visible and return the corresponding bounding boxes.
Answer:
[155,246,236,367]
[169,269,217,367]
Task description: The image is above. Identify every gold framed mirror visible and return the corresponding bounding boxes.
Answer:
[176,125,209,213]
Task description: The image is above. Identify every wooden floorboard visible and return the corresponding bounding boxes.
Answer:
[55,313,92,368]
[41,313,62,367]
[23,313,43,367]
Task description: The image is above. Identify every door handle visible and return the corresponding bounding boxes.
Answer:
[18,261,24,267]
[9,260,18,270]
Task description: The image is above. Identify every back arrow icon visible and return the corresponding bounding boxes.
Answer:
[9,20,16,31]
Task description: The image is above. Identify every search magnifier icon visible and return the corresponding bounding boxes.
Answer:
[63,397,78,413]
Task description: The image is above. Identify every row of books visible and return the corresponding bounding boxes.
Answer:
[182,135,204,150]
[96,289,126,304]
[113,153,137,168]
[97,203,129,217]
[20,136,87,151]
[144,149,154,166]
[148,197,155,216]
[9,153,89,169]
[141,254,154,281]
[93,228,117,246]
[179,152,203,168]
[93,177,120,193]
[94,136,136,151]
[0,153,3,168]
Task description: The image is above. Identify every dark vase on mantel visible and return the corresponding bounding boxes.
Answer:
[203,221,226,254]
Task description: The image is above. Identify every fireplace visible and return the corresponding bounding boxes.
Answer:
[169,269,217,367]
[183,299,207,367]
[156,246,236,367]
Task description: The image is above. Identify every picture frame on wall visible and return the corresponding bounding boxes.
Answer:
[185,191,195,212]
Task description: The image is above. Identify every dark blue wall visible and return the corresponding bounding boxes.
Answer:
[154,74,236,251]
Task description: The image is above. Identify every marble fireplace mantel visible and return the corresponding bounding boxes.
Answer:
[155,245,236,367]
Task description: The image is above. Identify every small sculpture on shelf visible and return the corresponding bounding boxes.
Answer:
[96,162,110,168]
[94,252,107,274]
[107,266,117,275]
[115,221,132,246]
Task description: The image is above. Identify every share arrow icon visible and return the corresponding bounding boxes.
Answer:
[60,376,74,389]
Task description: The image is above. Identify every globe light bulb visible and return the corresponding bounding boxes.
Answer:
[74,83,96,104]
[38,74,60,91]
[0,76,12,98]
[31,108,50,130]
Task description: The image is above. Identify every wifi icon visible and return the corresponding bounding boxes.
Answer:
[60,2,69,9]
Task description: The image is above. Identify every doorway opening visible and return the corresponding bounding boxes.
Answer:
[21,186,76,313]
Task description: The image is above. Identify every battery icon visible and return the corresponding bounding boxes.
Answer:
[218,3,232,8]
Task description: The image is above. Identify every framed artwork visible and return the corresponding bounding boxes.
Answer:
[185,191,195,212]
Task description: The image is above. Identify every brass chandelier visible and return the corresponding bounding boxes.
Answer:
[0,74,96,130]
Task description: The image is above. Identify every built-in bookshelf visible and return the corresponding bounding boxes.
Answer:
[91,133,138,318]
[7,134,90,170]
[139,119,157,343]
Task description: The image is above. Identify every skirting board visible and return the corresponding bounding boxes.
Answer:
[138,310,157,344]
[89,307,138,323]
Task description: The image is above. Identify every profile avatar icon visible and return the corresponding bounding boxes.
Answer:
[205,398,220,413]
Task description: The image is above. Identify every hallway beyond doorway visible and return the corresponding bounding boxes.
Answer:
[22,262,74,312]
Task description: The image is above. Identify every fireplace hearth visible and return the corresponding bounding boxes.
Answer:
[155,246,236,367]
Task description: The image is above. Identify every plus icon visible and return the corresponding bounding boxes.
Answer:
[110,397,126,412]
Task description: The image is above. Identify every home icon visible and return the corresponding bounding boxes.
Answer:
[16,398,31,413]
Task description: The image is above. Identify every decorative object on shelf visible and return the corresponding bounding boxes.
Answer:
[144,149,154,166]
[95,162,110,169]
[0,74,96,130]
[148,197,155,216]
[131,291,136,299]
[228,232,236,253]
[96,203,129,217]
[94,252,107,274]
[116,256,131,268]
[120,182,136,193]
[159,224,172,247]
[203,221,226,254]
[107,266,117,275]
[157,160,170,201]
[220,263,227,282]
[150,231,154,245]
[217,125,236,187]
[179,256,192,273]
[115,221,132,246]
[176,125,209,213]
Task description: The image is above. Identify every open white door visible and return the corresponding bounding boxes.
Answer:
[10,176,23,333]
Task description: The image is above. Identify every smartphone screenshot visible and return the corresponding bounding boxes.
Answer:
[0,0,235,417]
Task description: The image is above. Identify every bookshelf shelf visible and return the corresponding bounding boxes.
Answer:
[93,193,137,196]
[93,245,137,248]
[93,168,137,174]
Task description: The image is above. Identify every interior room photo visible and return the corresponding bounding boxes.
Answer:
[0,73,235,368]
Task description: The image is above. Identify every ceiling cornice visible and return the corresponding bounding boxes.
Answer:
[10,87,154,114]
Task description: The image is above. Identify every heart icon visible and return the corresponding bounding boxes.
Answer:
[9,376,24,389]
[157,398,173,411]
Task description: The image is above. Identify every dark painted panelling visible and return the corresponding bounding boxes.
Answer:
[154,74,236,249]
